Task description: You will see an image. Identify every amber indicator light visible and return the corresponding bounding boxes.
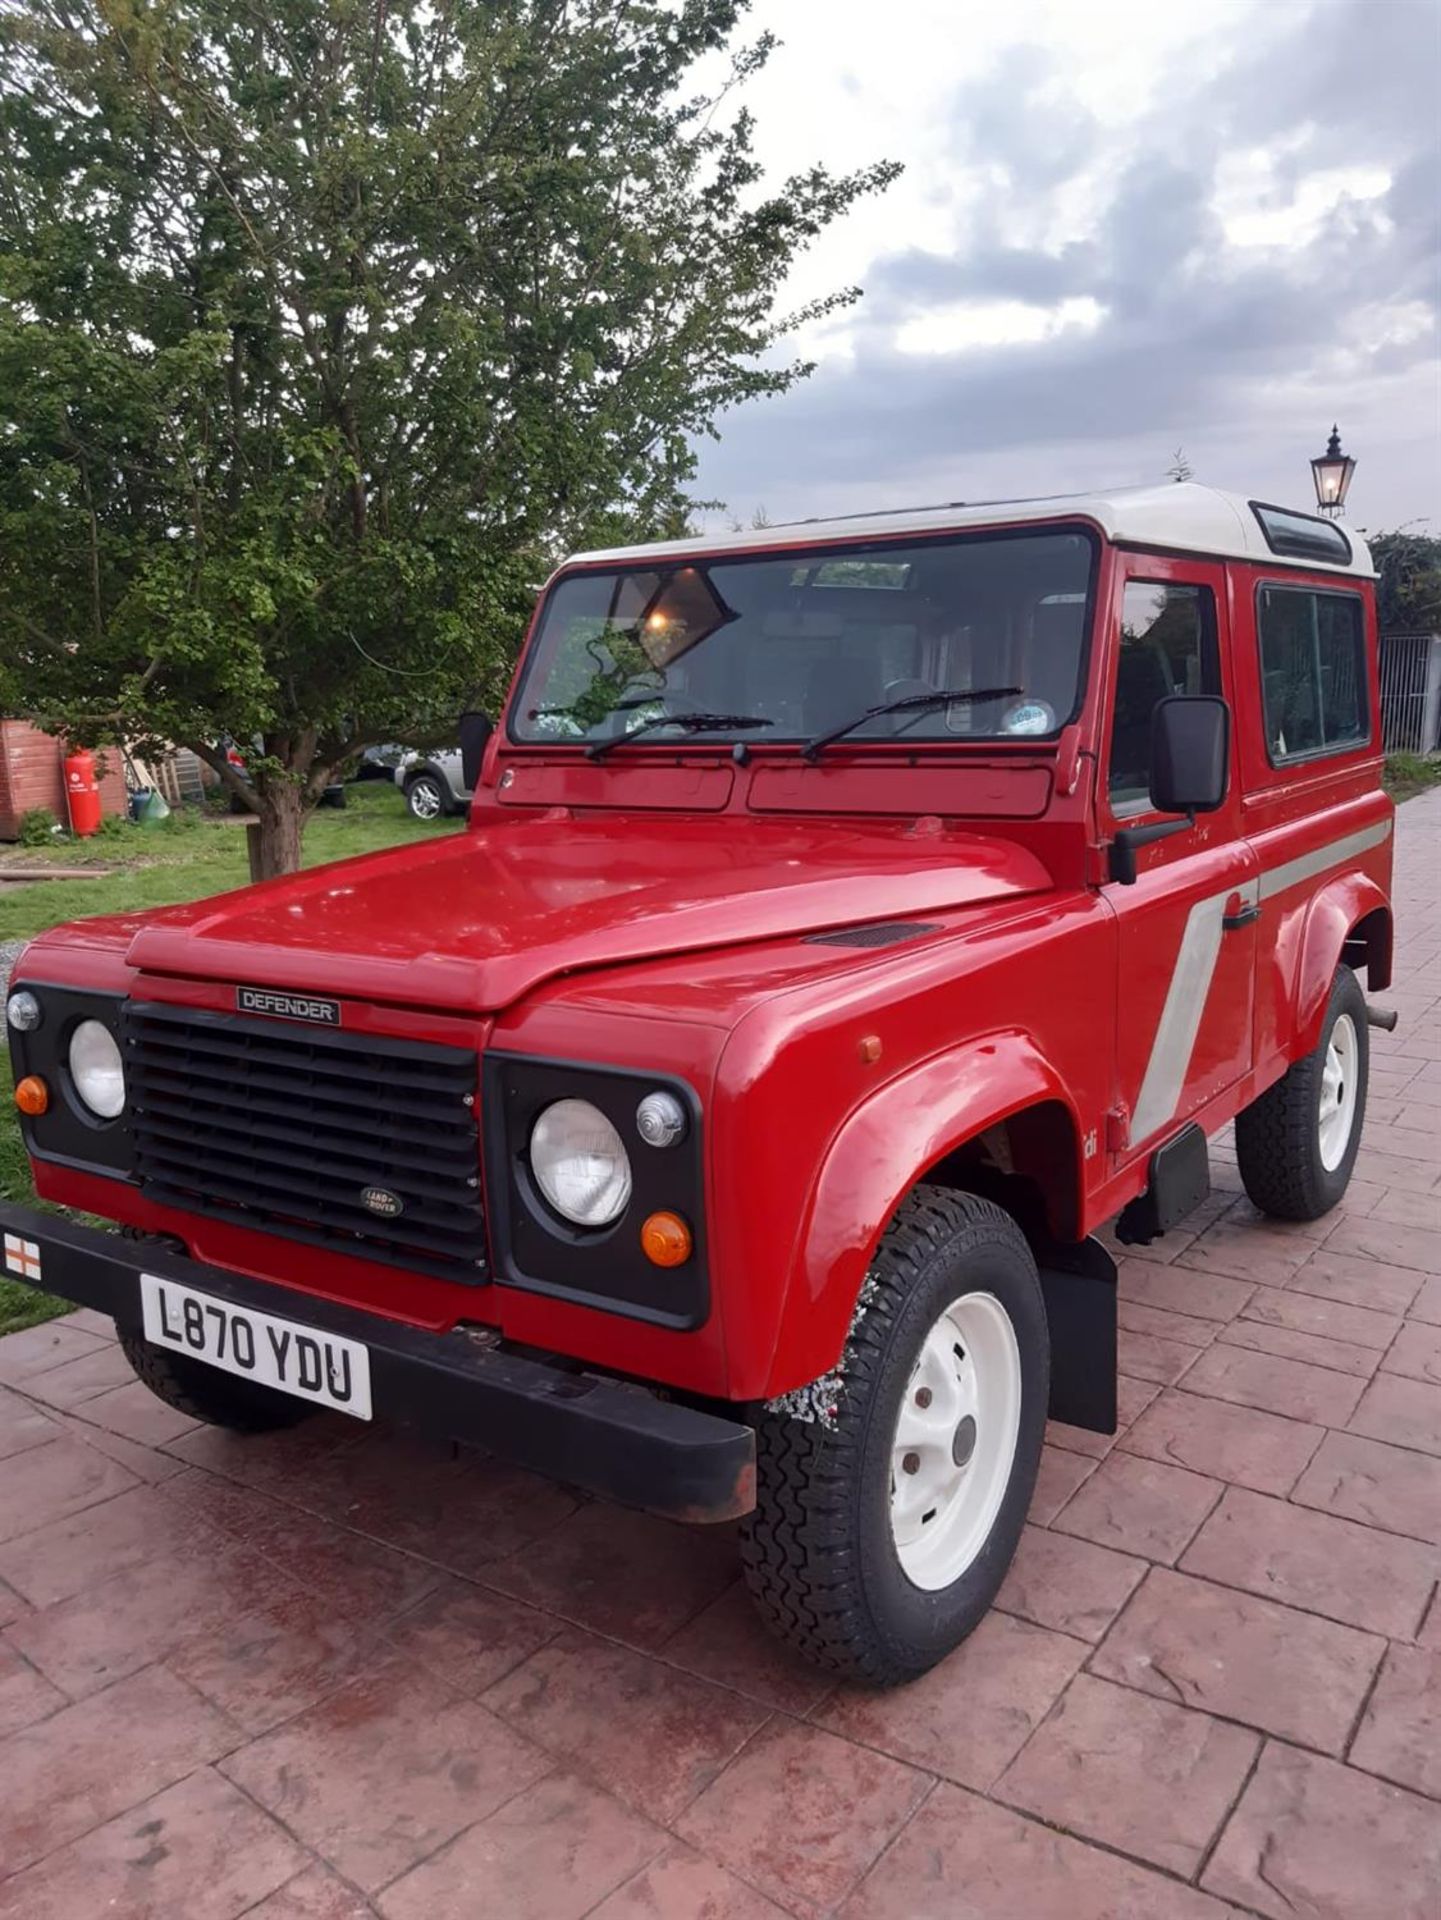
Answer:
[641,1210,693,1268]
[14,1076,49,1117]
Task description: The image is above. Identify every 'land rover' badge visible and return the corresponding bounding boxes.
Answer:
[360,1186,404,1218]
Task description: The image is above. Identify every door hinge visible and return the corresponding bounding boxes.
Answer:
[1106,1104,1131,1154]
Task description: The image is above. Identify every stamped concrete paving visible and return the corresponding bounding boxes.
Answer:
[1,791,1439,1919]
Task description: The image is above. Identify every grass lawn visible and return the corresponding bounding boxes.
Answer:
[1383,752,1441,804]
[1,781,461,1336]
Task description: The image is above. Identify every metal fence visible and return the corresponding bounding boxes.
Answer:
[1378,632,1441,756]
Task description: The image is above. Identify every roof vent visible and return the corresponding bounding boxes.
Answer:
[805,921,940,949]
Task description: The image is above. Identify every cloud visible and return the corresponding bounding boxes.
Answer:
[697,0,1440,530]
[945,44,1100,189]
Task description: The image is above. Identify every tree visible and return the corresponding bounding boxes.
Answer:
[1166,448,1193,484]
[0,1,898,873]
[1366,528,1441,635]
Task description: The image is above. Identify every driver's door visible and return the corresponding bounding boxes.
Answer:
[1101,558,1259,1167]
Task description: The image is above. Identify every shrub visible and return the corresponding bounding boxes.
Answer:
[17,808,63,847]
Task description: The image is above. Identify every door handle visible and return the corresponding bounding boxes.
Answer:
[1223,904,1260,931]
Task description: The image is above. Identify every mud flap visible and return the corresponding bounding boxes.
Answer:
[1037,1235,1117,1435]
[1115,1122,1210,1247]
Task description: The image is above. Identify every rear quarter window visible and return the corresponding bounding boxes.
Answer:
[1256,585,1369,764]
[1250,502,1353,565]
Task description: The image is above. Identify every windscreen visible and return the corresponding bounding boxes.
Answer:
[511,527,1096,748]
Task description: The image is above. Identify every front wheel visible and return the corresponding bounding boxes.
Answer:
[405,773,447,821]
[118,1328,313,1433]
[1235,964,1369,1221]
[740,1187,1048,1685]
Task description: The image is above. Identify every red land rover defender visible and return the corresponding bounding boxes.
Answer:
[4,484,1394,1682]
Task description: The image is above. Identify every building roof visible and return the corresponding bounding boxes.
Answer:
[568,483,1375,578]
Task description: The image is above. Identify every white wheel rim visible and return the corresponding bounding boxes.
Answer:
[889,1290,1022,1592]
[1319,1013,1360,1172]
[410,782,441,819]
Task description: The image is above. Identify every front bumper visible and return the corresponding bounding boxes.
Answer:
[0,1202,755,1523]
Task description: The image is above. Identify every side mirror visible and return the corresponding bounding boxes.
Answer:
[1110,695,1231,885]
[1149,695,1229,815]
[458,710,493,793]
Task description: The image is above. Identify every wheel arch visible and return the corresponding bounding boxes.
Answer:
[1294,874,1392,1053]
[1341,902,1393,993]
[764,1032,1086,1398]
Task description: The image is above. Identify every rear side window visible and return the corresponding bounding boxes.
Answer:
[1251,503,1352,565]
[1257,587,1368,764]
[1109,582,1220,810]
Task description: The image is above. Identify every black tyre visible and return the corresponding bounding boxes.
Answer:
[117,1327,313,1433]
[1235,965,1369,1221]
[405,773,448,821]
[740,1186,1048,1685]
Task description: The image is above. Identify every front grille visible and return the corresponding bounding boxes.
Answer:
[126,1003,488,1283]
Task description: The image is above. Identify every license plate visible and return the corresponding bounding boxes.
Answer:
[139,1276,372,1420]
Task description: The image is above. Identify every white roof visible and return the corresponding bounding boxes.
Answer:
[568,483,1374,578]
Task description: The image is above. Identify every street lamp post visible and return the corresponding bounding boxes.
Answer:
[1311,425,1357,519]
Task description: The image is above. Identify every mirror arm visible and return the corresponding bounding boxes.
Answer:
[1108,810,1196,886]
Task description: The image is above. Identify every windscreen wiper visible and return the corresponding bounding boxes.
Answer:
[586,711,774,762]
[801,687,1023,761]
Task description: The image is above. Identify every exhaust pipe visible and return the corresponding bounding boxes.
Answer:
[1366,1004,1399,1032]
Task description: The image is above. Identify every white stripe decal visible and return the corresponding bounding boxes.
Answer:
[1256,819,1393,902]
[1131,818,1391,1144]
[1131,889,1234,1142]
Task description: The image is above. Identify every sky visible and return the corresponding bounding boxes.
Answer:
[692,0,1441,537]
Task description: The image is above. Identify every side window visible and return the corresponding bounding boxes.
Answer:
[1257,587,1368,763]
[1109,582,1220,810]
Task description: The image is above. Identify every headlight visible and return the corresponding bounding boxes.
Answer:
[69,1019,126,1119]
[6,991,41,1032]
[530,1099,632,1226]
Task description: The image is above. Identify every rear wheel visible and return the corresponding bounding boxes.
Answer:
[740,1187,1048,1685]
[405,773,447,821]
[1235,964,1369,1221]
[117,1327,313,1433]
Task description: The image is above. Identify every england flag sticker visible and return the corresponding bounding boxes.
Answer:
[3,1234,42,1282]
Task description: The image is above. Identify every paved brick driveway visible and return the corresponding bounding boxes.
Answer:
[1,794,1439,1919]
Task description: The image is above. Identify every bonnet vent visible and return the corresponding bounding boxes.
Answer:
[804,921,940,949]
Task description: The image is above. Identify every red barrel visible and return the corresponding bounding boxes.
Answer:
[63,748,104,837]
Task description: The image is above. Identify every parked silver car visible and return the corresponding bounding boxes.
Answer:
[394,748,472,821]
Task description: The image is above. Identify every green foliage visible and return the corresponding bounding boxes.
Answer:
[1383,752,1441,802]
[1367,529,1441,635]
[17,808,61,846]
[0,0,898,869]
[91,810,136,841]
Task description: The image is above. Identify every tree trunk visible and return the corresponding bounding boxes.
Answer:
[250,777,306,879]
